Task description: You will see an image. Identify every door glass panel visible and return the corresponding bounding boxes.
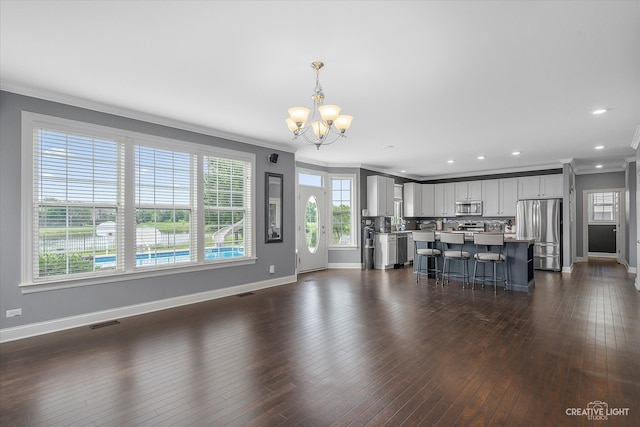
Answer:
[305,196,319,253]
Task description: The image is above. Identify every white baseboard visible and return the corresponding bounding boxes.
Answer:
[561,265,573,274]
[328,263,363,269]
[576,257,587,262]
[0,275,297,343]
[620,259,637,274]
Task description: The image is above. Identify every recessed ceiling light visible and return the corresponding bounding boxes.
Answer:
[447,160,454,164]
[512,151,521,156]
[477,156,485,160]
[594,145,605,150]
[592,108,608,115]
[596,164,603,169]
[400,170,406,173]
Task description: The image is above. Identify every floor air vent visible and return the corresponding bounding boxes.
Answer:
[90,320,120,329]
[236,292,255,297]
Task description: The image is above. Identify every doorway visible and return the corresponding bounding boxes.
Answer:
[297,170,327,272]
[583,189,624,263]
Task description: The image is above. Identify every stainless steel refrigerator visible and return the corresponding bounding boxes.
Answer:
[516,199,562,271]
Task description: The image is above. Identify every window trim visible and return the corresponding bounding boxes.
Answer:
[328,174,358,249]
[21,111,256,291]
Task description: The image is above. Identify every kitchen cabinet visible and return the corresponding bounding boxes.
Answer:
[403,183,435,217]
[367,175,394,216]
[434,183,456,217]
[482,178,518,217]
[421,184,435,217]
[518,174,563,199]
[403,183,422,217]
[374,233,397,269]
[455,181,482,201]
[407,233,414,262]
[541,175,563,198]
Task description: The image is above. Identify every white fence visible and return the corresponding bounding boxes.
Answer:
[40,232,191,253]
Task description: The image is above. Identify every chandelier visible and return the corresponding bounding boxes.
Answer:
[286,61,353,149]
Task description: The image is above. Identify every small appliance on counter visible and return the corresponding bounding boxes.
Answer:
[419,220,437,231]
[504,219,514,233]
[373,217,391,233]
[485,220,506,232]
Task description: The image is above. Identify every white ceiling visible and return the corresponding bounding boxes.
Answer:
[1,1,639,179]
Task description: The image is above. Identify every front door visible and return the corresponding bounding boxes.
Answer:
[297,172,327,272]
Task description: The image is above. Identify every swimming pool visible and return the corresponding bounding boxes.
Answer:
[94,247,244,267]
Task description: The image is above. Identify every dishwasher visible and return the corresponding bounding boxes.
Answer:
[395,233,407,266]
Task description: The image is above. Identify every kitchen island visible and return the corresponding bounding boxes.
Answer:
[411,232,535,292]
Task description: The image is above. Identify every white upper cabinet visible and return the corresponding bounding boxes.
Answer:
[541,174,563,198]
[518,174,563,199]
[403,183,436,217]
[483,178,519,217]
[367,175,394,216]
[435,183,456,217]
[455,181,483,200]
[482,180,500,216]
[421,184,435,217]
[501,178,519,216]
[403,183,422,217]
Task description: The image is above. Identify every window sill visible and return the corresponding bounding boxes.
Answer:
[328,245,359,251]
[20,257,258,294]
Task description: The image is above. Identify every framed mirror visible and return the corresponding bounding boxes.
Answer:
[265,172,283,243]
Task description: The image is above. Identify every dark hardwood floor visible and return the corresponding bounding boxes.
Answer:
[1,259,639,426]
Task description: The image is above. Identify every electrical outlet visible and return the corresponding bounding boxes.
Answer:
[6,308,22,318]
[269,265,275,274]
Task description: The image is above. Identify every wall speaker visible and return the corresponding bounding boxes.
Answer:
[268,153,279,163]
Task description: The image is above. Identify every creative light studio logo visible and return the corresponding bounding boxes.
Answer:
[566,401,630,421]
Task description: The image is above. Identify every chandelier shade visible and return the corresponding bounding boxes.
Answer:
[286,61,353,149]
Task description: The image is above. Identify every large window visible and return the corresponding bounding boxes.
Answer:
[203,156,251,260]
[134,145,195,267]
[33,128,124,277]
[330,175,356,247]
[23,113,255,288]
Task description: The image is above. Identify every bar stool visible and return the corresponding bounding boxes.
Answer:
[412,231,441,284]
[440,232,471,288]
[472,233,508,293]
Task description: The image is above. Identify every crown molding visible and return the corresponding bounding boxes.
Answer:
[1,83,297,154]
[574,165,625,175]
[417,163,562,181]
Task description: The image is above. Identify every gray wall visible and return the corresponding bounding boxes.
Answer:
[562,163,576,270]
[625,161,637,269]
[575,171,626,259]
[0,91,296,330]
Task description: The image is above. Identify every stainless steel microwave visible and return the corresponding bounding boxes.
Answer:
[455,201,482,216]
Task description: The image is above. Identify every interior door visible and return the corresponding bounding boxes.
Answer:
[584,190,622,261]
[298,182,327,272]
